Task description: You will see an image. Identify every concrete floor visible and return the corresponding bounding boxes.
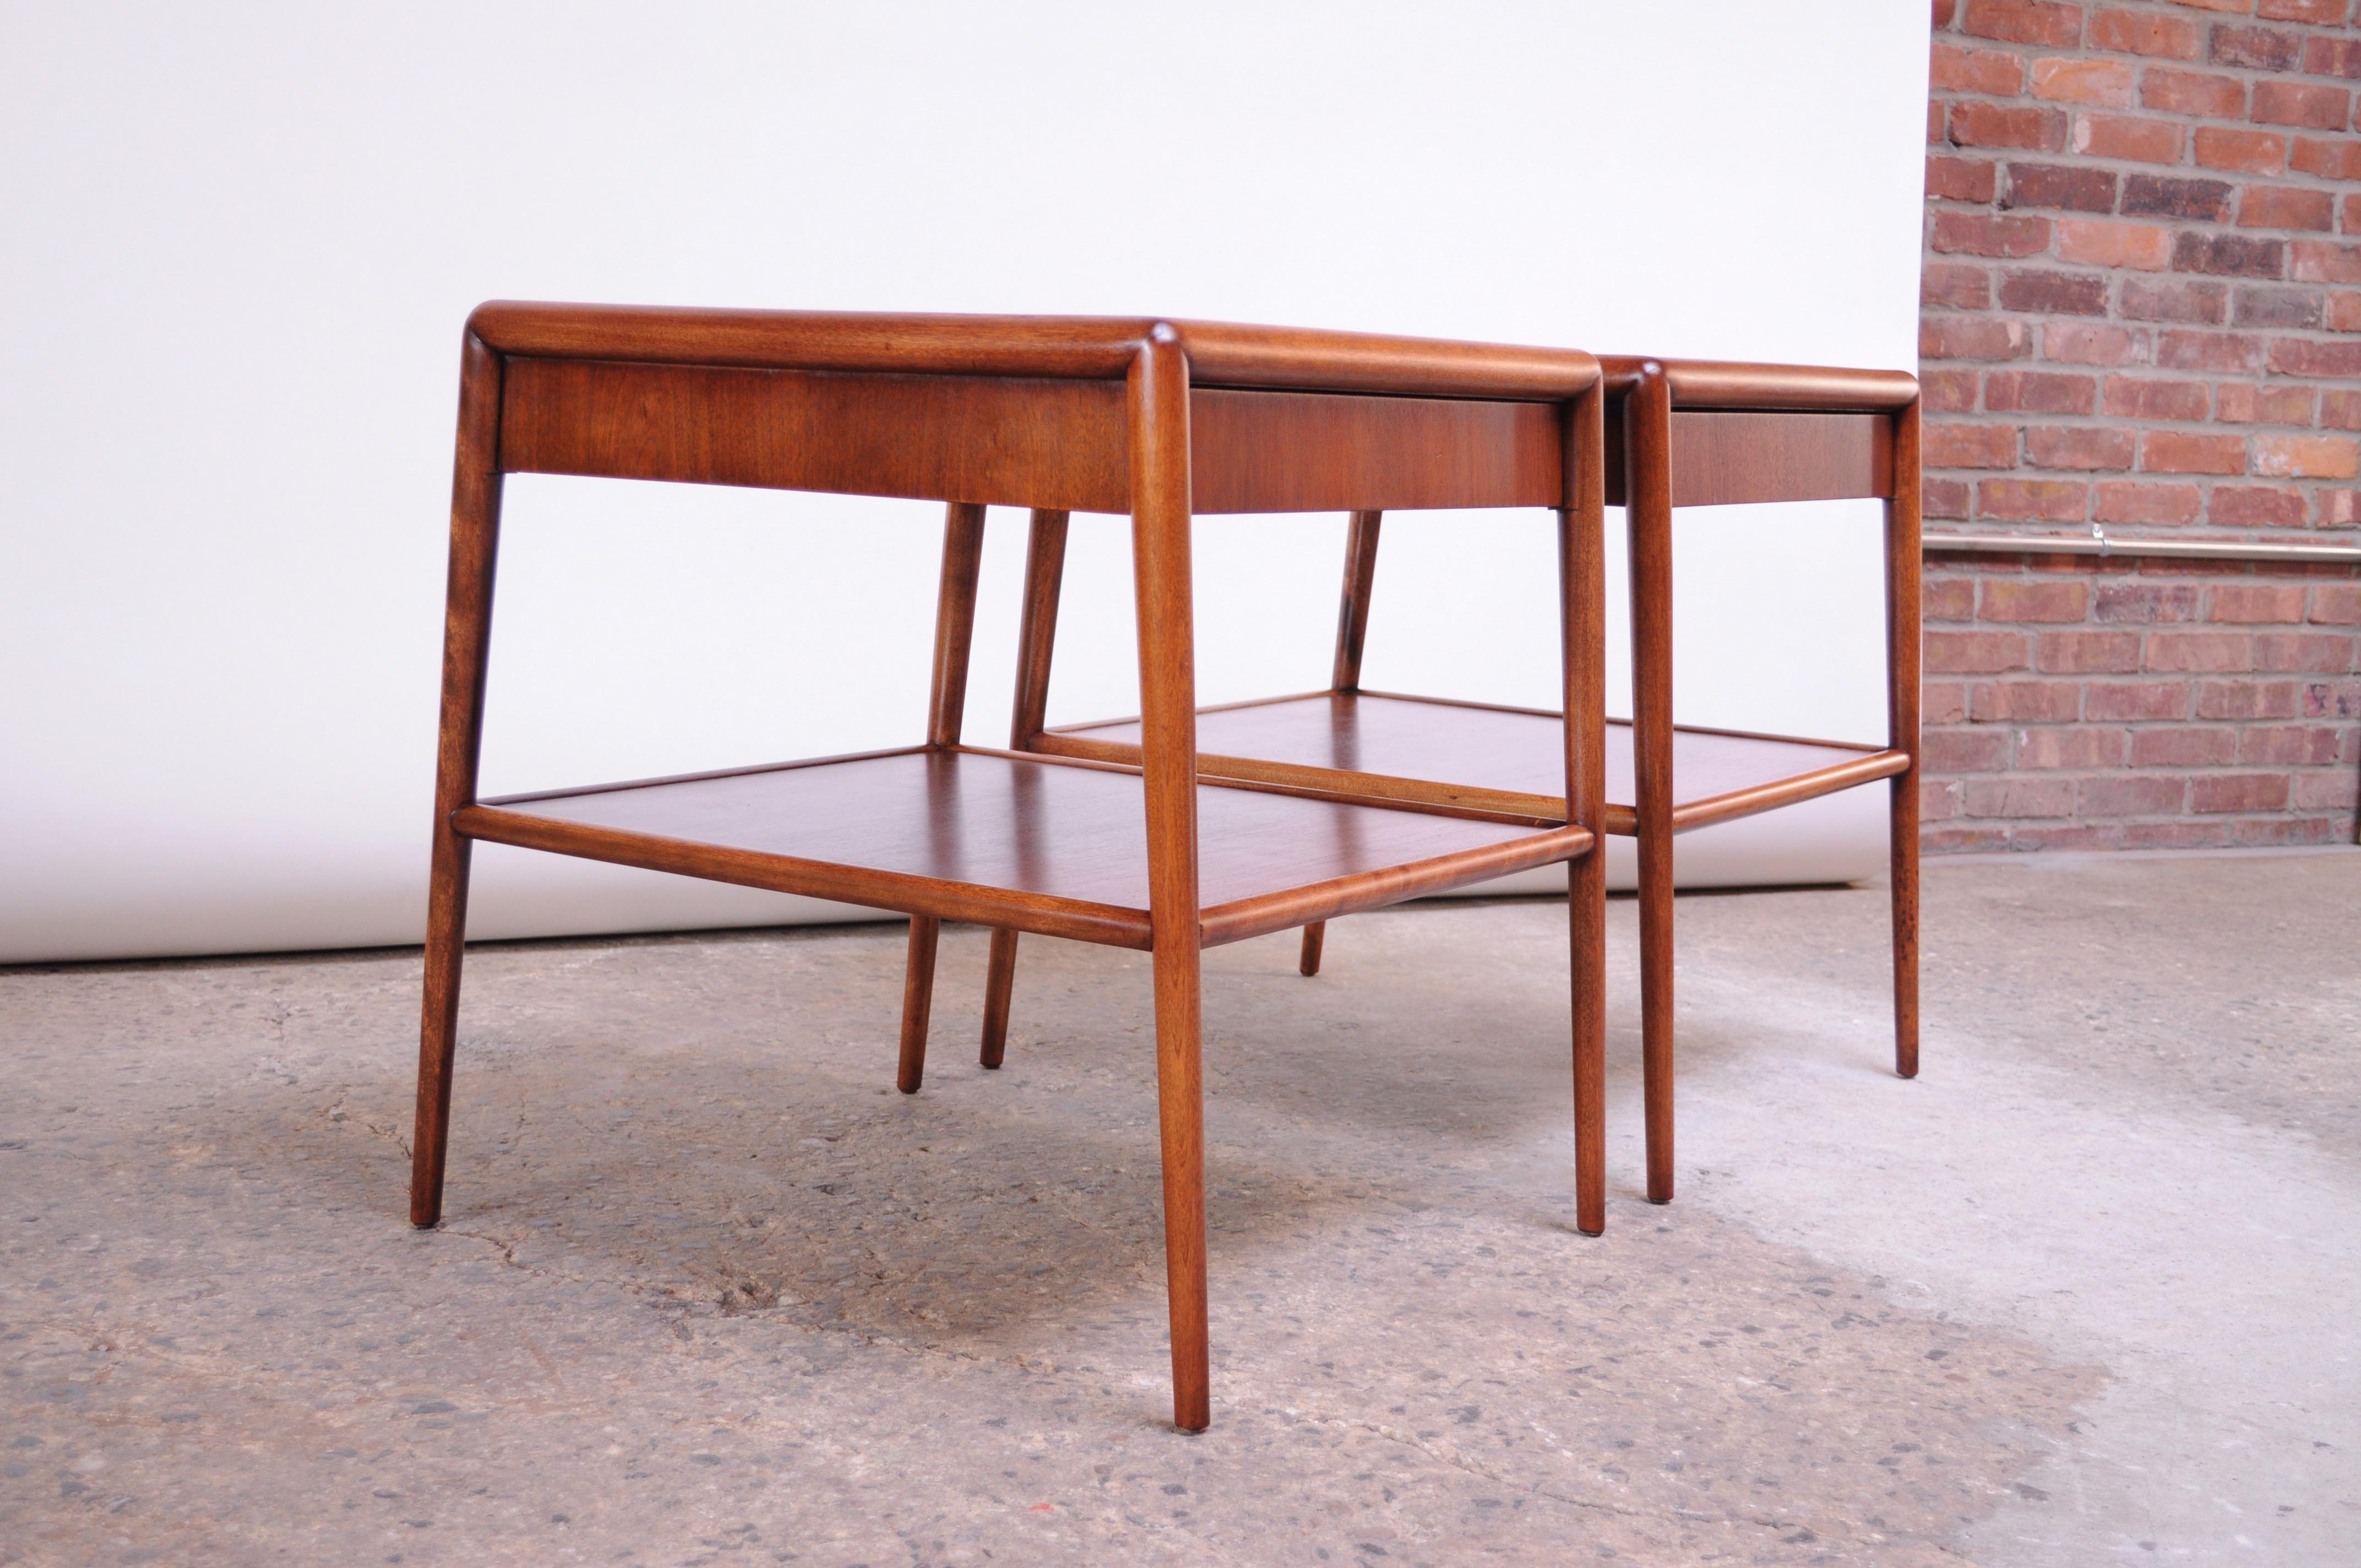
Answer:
[3,849,2356,1566]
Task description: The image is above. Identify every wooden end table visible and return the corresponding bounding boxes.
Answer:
[971,356,1922,1206]
[409,304,1611,1431]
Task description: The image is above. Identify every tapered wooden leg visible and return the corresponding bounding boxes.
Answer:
[1569,856,1606,1235]
[972,510,1075,1071]
[1150,937,1209,1432]
[1890,777,1920,1079]
[1887,398,1923,1080]
[410,332,505,1232]
[1562,380,1609,1237]
[1634,824,1675,1202]
[1294,513,1372,989]
[980,927,1019,1068]
[1131,328,1209,1432]
[897,916,940,1094]
[890,502,986,1094]
[410,834,471,1228]
[1305,508,1375,989]
[1625,366,1678,1206]
[1330,511,1383,692]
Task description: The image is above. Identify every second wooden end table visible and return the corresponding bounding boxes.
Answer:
[968,355,1923,1205]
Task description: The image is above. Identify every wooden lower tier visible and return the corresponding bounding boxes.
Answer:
[1040,692,1910,834]
[459,746,1592,950]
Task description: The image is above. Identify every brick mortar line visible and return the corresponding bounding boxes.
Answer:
[1932,79,2361,112]
[1923,470,2361,509]
[1924,465,2361,489]
[1922,470,2361,519]
[1928,64,2361,92]
[1918,317,2361,342]
[1934,94,2361,113]
[1919,215,2360,249]
[1922,163,2361,193]
[1917,314,2361,338]
[1930,20,2361,64]
[1923,410,2361,432]
[1940,10,2360,62]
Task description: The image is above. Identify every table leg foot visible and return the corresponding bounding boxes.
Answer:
[410,836,471,1229]
[980,927,1018,1069]
[1638,824,1675,1206]
[1891,772,1921,1080]
[896,916,939,1094]
[1152,941,1210,1433]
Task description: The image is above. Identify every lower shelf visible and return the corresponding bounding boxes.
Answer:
[460,747,1591,950]
[1042,691,1909,833]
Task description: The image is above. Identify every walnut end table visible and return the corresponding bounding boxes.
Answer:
[409,304,1611,1431]
[1010,357,1923,1205]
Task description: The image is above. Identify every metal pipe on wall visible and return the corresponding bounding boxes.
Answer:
[1924,527,2361,566]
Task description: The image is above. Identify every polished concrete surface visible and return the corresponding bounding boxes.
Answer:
[4,848,2355,1565]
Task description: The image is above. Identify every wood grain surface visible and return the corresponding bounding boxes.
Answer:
[1046,693,1901,832]
[1598,355,1918,412]
[499,356,1569,516]
[467,302,1601,401]
[1668,411,1893,507]
[499,357,1129,511]
[458,750,1576,946]
[1188,389,1558,513]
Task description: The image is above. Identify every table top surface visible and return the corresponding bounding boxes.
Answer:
[465,301,1917,410]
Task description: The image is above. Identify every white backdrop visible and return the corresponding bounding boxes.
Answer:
[0,3,1932,963]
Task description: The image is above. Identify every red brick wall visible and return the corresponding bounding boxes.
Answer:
[1922,0,2361,850]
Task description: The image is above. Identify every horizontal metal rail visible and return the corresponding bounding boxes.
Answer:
[1924,526,2361,565]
